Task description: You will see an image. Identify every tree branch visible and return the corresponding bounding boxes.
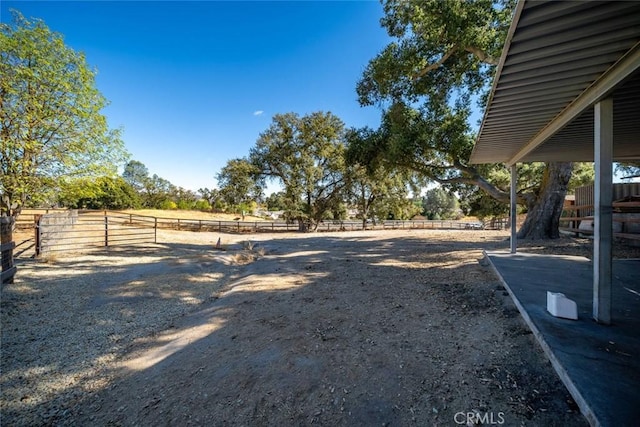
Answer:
[411,44,498,82]
[464,46,499,65]
[411,46,457,81]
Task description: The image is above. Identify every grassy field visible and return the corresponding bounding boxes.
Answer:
[116,209,268,222]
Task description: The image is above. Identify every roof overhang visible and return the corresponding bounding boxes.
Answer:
[470,0,640,166]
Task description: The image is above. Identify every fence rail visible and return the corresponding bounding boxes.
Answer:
[115,215,503,233]
[560,201,640,241]
[36,211,157,255]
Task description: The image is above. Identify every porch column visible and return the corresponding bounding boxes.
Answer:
[510,164,517,254]
[593,98,613,325]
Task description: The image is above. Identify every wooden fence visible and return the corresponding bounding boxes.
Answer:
[564,182,640,242]
[1,217,16,284]
[560,201,640,241]
[18,209,507,232]
[114,214,502,233]
[18,209,507,257]
[574,183,640,217]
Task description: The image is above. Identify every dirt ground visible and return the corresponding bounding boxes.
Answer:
[1,228,612,426]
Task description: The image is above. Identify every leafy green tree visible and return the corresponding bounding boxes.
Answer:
[329,202,348,222]
[371,190,421,221]
[57,178,101,209]
[345,127,423,228]
[170,187,197,210]
[453,162,593,219]
[568,163,596,193]
[122,160,149,193]
[355,0,580,239]
[465,188,509,221]
[95,177,140,209]
[198,187,223,211]
[1,12,127,218]
[58,176,140,209]
[193,199,212,211]
[347,163,384,227]
[160,200,177,210]
[250,112,348,231]
[422,187,459,220]
[143,174,175,208]
[216,158,263,213]
[265,191,287,211]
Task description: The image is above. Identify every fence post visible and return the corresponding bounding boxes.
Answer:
[1,217,16,284]
[154,218,158,243]
[34,214,42,256]
[104,214,109,247]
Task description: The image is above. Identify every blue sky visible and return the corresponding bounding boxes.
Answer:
[1,1,391,192]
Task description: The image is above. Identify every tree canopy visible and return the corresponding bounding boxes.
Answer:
[352,0,519,207]
[345,126,423,227]
[1,11,127,218]
[122,160,149,193]
[351,0,586,239]
[250,112,348,230]
[357,0,511,107]
[216,158,263,214]
[58,176,140,210]
[422,187,460,220]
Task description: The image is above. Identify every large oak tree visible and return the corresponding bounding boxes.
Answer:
[1,12,126,219]
[354,0,576,239]
[250,112,348,231]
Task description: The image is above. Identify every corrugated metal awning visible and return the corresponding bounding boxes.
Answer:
[470,0,640,165]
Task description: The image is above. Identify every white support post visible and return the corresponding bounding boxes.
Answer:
[593,98,613,325]
[510,164,518,254]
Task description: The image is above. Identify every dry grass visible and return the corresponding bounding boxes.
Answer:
[117,209,268,222]
[229,240,267,264]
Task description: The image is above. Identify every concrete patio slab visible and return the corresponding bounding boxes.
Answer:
[484,251,640,427]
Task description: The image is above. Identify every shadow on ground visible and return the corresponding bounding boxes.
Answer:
[1,231,588,426]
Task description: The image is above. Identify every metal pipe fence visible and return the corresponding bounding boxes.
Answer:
[36,211,157,256]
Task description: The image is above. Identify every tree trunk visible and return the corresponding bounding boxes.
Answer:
[517,162,573,240]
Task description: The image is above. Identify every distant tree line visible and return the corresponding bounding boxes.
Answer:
[54,160,213,211]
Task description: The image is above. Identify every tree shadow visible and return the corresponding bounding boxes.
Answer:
[1,232,586,426]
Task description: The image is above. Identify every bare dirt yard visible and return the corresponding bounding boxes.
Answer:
[6,228,634,426]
